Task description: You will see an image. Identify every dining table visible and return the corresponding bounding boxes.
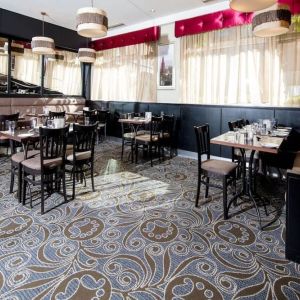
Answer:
[118,117,150,133]
[211,130,287,229]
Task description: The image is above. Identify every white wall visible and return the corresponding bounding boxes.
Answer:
[157,23,181,103]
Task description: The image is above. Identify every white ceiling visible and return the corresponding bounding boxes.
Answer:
[0,0,229,37]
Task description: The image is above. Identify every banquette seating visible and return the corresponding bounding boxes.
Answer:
[0,97,86,120]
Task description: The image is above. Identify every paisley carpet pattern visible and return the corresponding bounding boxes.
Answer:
[0,141,299,299]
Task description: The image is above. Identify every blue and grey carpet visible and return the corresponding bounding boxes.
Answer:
[0,141,299,299]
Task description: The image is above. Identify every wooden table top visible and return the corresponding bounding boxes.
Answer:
[26,113,47,118]
[66,111,83,116]
[211,132,284,154]
[118,118,149,125]
[0,129,39,143]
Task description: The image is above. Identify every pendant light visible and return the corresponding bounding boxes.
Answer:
[31,12,55,55]
[78,47,96,63]
[229,0,276,13]
[76,0,108,38]
[253,4,292,37]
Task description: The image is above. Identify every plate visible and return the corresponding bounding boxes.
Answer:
[275,131,289,137]
[260,142,278,148]
[276,128,290,132]
[18,133,34,137]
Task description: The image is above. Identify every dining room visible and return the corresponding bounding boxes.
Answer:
[0,0,300,299]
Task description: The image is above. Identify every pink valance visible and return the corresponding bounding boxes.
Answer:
[92,26,160,51]
[175,0,300,38]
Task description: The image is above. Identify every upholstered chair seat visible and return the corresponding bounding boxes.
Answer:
[201,159,238,176]
[67,150,91,162]
[11,150,40,164]
[22,156,63,171]
[135,134,159,143]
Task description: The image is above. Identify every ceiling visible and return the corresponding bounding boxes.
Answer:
[0,0,229,37]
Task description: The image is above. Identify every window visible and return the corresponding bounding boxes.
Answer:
[180,25,300,107]
[91,42,157,102]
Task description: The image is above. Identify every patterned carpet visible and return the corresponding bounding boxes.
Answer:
[0,141,299,300]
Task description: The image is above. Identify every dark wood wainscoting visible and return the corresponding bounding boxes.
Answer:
[87,100,300,158]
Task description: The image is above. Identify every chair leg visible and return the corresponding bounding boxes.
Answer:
[223,177,229,220]
[10,164,15,194]
[150,145,153,167]
[91,162,95,192]
[121,139,125,160]
[17,165,22,203]
[41,179,45,215]
[62,171,68,203]
[72,165,76,200]
[195,172,201,207]
[131,140,134,163]
[135,144,138,164]
[205,177,210,198]
[22,170,27,205]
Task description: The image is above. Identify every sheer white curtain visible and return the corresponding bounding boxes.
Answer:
[0,54,8,75]
[180,25,300,106]
[13,48,41,85]
[91,42,157,102]
[44,51,82,95]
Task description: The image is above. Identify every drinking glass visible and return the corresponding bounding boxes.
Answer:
[10,121,15,134]
[47,119,54,128]
[84,117,90,126]
[31,106,36,115]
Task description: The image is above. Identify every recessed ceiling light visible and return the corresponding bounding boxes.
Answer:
[150,8,156,13]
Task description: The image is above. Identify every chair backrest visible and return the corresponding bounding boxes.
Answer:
[229,119,249,131]
[150,116,163,141]
[39,125,69,163]
[96,110,109,123]
[83,110,96,118]
[48,111,65,119]
[228,120,240,131]
[72,123,98,155]
[194,124,210,161]
[16,119,35,130]
[0,113,19,131]
[162,115,175,137]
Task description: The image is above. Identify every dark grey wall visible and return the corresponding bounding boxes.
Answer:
[0,9,86,51]
[87,100,300,157]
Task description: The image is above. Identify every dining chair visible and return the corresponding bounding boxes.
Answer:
[21,125,69,214]
[66,122,98,199]
[228,119,258,181]
[119,113,143,162]
[95,110,109,142]
[194,124,237,220]
[135,116,163,167]
[161,115,176,159]
[0,113,19,155]
[9,119,39,198]
[48,111,66,119]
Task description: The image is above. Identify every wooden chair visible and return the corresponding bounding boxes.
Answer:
[0,113,19,155]
[135,116,163,167]
[21,125,69,214]
[96,110,110,142]
[119,114,136,162]
[48,111,66,119]
[66,123,98,199]
[194,124,237,220]
[161,115,176,159]
[10,119,39,198]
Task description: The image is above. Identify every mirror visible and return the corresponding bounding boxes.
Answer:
[10,40,41,95]
[44,50,82,96]
[0,37,8,94]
